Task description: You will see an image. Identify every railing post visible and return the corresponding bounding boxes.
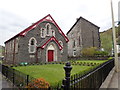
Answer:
[27,75,29,86]
[62,62,72,90]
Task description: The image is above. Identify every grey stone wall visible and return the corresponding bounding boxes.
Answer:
[5,21,68,64]
[67,17,100,57]
[80,18,100,48]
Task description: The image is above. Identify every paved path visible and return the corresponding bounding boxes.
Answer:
[2,73,18,88]
[108,57,120,89]
[108,71,119,88]
[0,65,17,89]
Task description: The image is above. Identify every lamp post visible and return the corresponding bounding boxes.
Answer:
[111,0,119,72]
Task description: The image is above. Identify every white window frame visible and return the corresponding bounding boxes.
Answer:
[59,41,63,47]
[52,30,55,37]
[73,50,76,57]
[46,23,51,36]
[59,41,63,54]
[28,37,37,53]
[41,28,45,38]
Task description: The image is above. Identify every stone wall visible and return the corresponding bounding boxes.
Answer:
[67,17,100,57]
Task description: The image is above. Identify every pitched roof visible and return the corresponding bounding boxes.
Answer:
[5,14,69,43]
[66,17,100,35]
[37,36,63,50]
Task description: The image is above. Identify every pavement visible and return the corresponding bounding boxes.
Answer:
[108,71,119,88]
[100,57,120,90]
[0,65,17,89]
[107,69,119,90]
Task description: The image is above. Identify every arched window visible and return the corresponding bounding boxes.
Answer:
[31,39,35,45]
[29,37,37,53]
[41,28,45,38]
[73,40,75,48]
[59,41,63,47]
[46,23,51,36]
[79,36,80,45]
[52,30,55,37]
[59,41,63,53]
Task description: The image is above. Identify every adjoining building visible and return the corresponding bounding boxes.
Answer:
[67,17,101,57]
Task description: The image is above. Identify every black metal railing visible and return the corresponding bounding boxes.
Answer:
[1,59,114,89]
[1,65,40,88]
[62,59,114,89]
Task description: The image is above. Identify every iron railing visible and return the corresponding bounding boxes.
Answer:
[1,59,114,89]
[61,59,114,89]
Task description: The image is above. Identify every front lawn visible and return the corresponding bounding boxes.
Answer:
[13,64,93,86]
[12,60,108,87]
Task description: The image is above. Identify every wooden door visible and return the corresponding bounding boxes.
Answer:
[48,50,54,62]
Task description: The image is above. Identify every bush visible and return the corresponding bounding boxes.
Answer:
[108,57,113,60]
[118,53,120,56]
[94,51,108,56]
[81,47,97,57]
[26,78,50,88]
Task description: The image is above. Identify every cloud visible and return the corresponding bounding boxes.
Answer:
[0,10,30,46]
[0,0,119,46]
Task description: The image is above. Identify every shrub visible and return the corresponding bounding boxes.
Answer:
[26,78,50,88]
[118,53,120,56]
[108,57,113,60]
[81,47,97,56]
[94,51,108,56]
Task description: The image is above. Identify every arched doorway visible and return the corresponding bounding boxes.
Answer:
[46,44,57,62]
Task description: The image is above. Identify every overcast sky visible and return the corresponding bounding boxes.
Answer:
[0,0,119,46]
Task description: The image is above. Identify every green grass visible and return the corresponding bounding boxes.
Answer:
[12,60,108,86]
[13,64,93,86]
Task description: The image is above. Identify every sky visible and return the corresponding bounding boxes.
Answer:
[0,0,119,46]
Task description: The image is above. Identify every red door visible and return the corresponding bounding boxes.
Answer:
[48,50,54,62]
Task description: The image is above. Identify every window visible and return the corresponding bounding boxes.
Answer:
[79,36,80,45]
[73,50,76,57]
[59,41,63,47]
[31,39,35,45]
[29,37,37,53]
[46,23,51,36]
[73,40,75,48]
[15,38,19,53]
[59,41,63,54]
[71,33,74,38]
[41,28,45,38]
[52,30,55,37]
[10,41,12,51]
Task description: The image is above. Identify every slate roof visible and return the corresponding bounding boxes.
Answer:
[66,17,100,35]
[5,14,69,44]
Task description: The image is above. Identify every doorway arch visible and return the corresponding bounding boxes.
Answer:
[46,43,57,62]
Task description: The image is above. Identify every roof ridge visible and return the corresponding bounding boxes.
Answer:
[5,14,69,43]
[66,16,100,35]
